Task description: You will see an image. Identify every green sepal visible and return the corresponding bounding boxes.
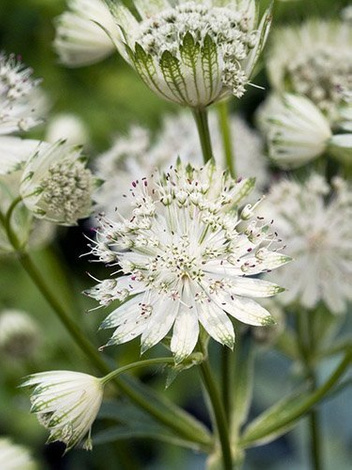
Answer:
[160,50,188,104]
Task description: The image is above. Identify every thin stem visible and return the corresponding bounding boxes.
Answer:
[217,100,235,177]
[192,108,213,164]
[199,350,232,470]
[240,349,352,447]
[101,357,176,385]
[221,347,232,423]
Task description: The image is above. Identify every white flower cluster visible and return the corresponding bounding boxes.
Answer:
[55,0,271,107]
[0,52,41,134]
[267,20,352,122]
[94,111,268,217]
[259,174,352,314]
[0,310,40,360]
[22,371,104,451]
[87,161,289,363]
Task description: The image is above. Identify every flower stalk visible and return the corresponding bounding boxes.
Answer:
[217,100,236,177]
[192,108,213,164]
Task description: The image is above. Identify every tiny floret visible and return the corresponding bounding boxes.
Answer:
[87,161,289,363]
[20,141,97,226]
[22,371,104,451]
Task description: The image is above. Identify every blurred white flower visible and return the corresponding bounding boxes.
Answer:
[95,111,268,217]
[0,437,37,470]
[259,174,352,314]
[0,309,40,360]
[87,161,289,363]
[341,5,352,22]
[54,0,117,67]
[58,0,272,107]
[266,20,352,123]
[0,52,42,134]
[46,113,89,146]
[257,94,332,169]
[20,140,97,226]
[22,371,104,451]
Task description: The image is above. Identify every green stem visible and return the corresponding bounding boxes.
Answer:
[192,108,213,164]
[296,310,323,470]
[101,357,177,385]
[240,349,352,447]
[217,101,235,177]
[199,350,232,470]
[221,347,232,423]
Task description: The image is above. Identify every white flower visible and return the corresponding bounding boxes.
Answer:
[259,174,352,314]
[87,161,289,363]
[0,310,40,360]
[266,20,352,123]
[0,136,41,175]
[258,93,332,169]
[20,140,97,225]
[46,113,89,146]
[0,52,42,134]
[94,111,268,217]
[54,0,118,67]
[22,371,104,451]
[74,0,272,107]
[0,437,37,470]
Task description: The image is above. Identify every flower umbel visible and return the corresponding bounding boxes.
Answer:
[22,371,104,451]
[259,174,352,314]
[87,161,289,363]
[20,140,97,226]
[0,52,42,134]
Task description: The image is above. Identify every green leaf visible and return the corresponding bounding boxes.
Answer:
[160,50,188,104]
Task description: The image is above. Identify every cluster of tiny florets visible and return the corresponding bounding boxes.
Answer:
[0,52,40,132]
[286,47,352,114]
[40,159,93,224]
[136,2,257,96]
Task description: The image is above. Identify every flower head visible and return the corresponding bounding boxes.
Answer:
[0,437,37,470]
[0,310,40,360]
[267,20,352,122]
[20,140,98,226]
[257,93,332,169]
[22,371,104,451]
[0,52,42,134]
[57,0,271,107]
[87,161,289,363]
[94,111,268,217]
[259,174,352,314]
[54,0,117,67]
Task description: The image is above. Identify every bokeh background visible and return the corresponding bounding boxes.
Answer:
[0,0,351,469]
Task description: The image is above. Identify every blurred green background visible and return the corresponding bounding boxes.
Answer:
[0,1,352,469]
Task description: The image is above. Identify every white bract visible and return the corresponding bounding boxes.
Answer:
[0,309,40,360]
[54,0,118,67]
[267,20,352,123]
[0,438,37,470]
[87,161,289,363]
[46,113,89,146]
[22,371,104,451]
[94,111,268,218]
[0,52,42,134]
[259,175,352,314]
[257,94,333,169]
[20,141,97,226]
[56,0,272,107]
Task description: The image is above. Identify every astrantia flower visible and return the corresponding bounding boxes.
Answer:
[67,0,272,107]
[0,310,40,360]
[267,20,352,122]
[54,0,117,67]
[0,52,42,134]
[20,140,98,226]
[0,437,37,470]
[87,161,289,363]
[46,113,89,146]
[259,174,352,314]
[22,371,104,451]
[95,111,268,217]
